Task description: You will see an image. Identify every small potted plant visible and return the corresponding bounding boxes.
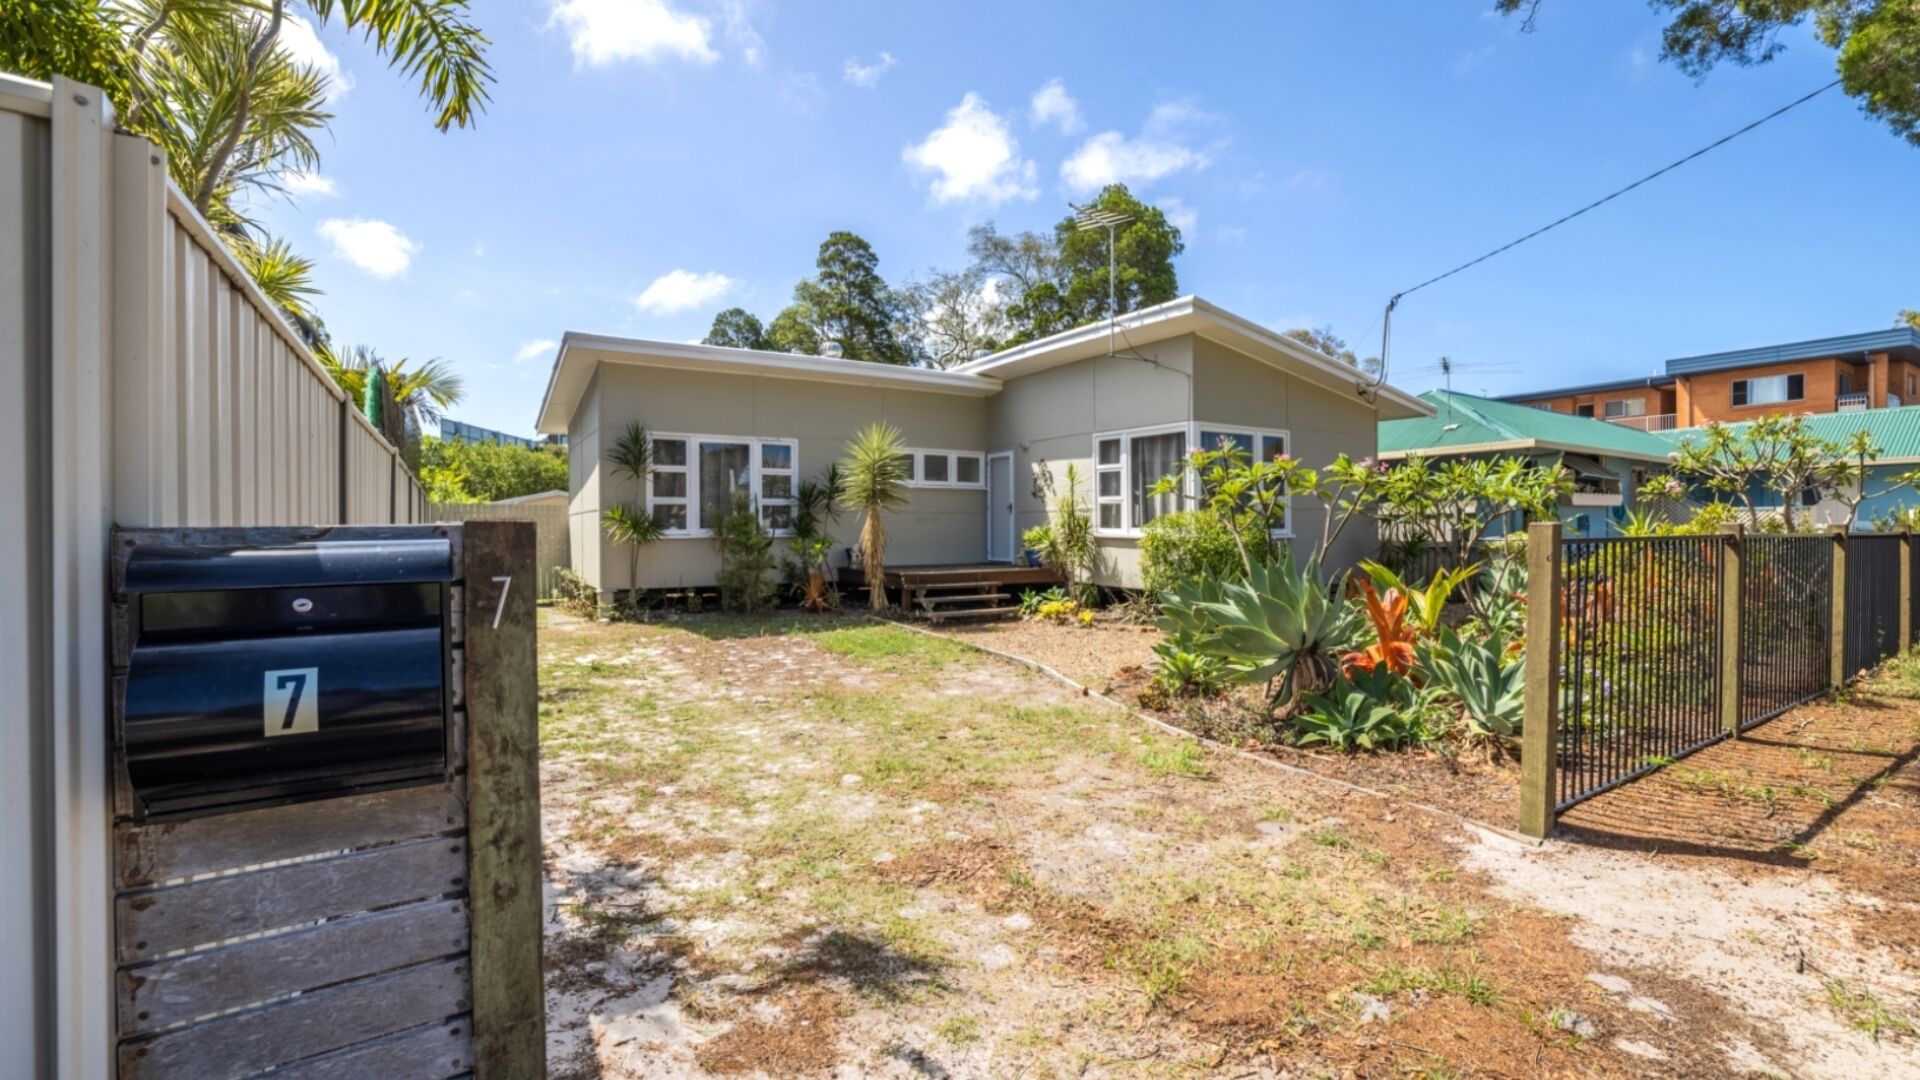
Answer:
[1022,524,1051,568]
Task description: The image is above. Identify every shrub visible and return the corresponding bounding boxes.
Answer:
[715,490,777,612]
[1157,555,1357,712]
[1418,626,1525,740]
[1293,668,1432,751]
[1150,630,1227,698]
[551,567,598,618]
[419,436,567,503]
[1139,510,1264,598]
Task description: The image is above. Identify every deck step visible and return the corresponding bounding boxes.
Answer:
[927,605,1021,624]
[905,579,1004,591]
[918,592,1010,607]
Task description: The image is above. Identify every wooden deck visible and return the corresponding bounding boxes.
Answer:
[835,563,1062,620]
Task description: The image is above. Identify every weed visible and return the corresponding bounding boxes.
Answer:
[935,1014,982,1046]
[1824,977,1916,1042]
[1365,960,1500,1006]
[1136,738,1209,778]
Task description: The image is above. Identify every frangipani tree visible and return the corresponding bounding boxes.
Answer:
[836,423,910,610]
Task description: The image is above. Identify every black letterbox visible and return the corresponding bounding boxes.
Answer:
[120,538,453,820]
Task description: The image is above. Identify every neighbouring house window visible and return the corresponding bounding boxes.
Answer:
[900,449,987,488]
[1731,373,1803,407]
[1603,398,1645,419]
[1575,404,1596,418]
[644,433,797,537]
[1092,422,1290,537]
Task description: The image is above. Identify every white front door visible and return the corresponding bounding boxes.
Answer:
[987,452,1014,563]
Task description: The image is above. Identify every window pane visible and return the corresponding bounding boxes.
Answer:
[1787,373,1804,400]
[1199,430,1253,458]
[1732,381,1749,407]
[698,441,751,529]
[923,454,950,483]
[761,473,792,499]
[956,456,981,485]
[654,439,687,467]
[761,505,793,532]
[761,443,793,470]
[1260,435,1287,462]
[655,505,687,530]
[653,472,687,499]
[1098,438,1121,466]
[1131,432,1186,527]
[1098,469,1121,498]
[893,453,916,481]
[1099,503,1122,530]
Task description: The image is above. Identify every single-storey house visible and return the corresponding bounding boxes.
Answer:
[534,296,1431,598]
[1655,404,1920,529]
[1377,390,1678,537]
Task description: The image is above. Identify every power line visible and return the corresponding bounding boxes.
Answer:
[1370,78,1843,391]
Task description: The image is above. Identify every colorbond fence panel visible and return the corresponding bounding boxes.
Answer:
[428,502,570,596]
[1555,536,1723,810]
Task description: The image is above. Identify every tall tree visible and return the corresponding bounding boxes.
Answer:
[1281,325,1382,377]
[790,231,916,364]
[703,307,770,350]
[899,265,1008,367]
[1497,1,1920,147]
[1901,308,1920,331]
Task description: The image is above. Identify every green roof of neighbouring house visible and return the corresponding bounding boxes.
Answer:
[1378,390,1679,462]
[1656,404,1920,464]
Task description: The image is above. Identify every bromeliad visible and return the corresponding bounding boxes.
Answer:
[1343,580,1416,676]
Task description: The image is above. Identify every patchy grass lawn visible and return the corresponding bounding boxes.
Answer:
[540,613,1920,1079]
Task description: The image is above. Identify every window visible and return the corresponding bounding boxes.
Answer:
[649,437,689,531]
[643,433,797,537]
[1603,398,1645,419]
[1575,403,1596,418]
[1093,422,1290,537]
[1731,373,1803,407]
[900,449,986,488]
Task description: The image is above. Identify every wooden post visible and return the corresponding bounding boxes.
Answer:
[1719,524,1744,738]
[1830,525,1849,689]
[1900,530,1913,654]
[1518,521,1563,840]
[461,520,546,1076]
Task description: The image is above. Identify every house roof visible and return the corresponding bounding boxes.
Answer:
[1656,404,1920,465]
[1494,375,1673,403]
[1378,390,1677,463]
[951,295,1431,419]
[1662,327,1920,376]
[536,295,1433,433]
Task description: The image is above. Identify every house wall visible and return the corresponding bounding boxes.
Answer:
[1675,356,1860,426]
[580,361,990,592]
[1522,385,1675,421]
[985,338,1196,589]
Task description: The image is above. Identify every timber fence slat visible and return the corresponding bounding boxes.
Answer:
[246,1018,474,1080]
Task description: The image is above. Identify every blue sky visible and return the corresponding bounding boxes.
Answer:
[253,1,1919,436]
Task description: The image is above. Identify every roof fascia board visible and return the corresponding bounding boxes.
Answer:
[1665,328,1920,375]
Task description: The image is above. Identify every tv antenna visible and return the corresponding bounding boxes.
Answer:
[1071,203,1133,356]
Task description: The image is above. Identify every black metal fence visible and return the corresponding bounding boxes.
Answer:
[1741,535,1831,729]
[1555,537,1723,809]
[1845,534,1901,678]
[1543,530,1913,818]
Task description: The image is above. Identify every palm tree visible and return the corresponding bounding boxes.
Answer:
[602,422,665,606]
[836,423,911,611]
[318,345,464,446]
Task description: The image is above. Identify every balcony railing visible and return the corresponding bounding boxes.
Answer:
[1837,392,1871,411]
[1605,413,1677,432]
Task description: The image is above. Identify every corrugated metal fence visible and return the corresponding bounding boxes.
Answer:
[2,74,425,1076]
[428,502,571,596]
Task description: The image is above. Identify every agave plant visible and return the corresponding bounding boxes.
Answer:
[1158,556,1357,712]
[1149,629,1227,698]
[1294,672,1430,752]
[1418,626,1525,740]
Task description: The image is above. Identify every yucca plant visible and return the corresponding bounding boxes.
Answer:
[601,421,664,606]
[836,423,910,610]
[1158,556,1357,712]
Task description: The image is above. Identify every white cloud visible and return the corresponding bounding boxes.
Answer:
[547,0,718,67]
[716,0,763,64]
[1215,225,1247,244]
[281,169,337,197]
[514,338,559,364]
[843,51,895,88]
[1028,78,1083,134]
[1060,102,1213,192]
[633,269,733,314]
[278,14,353,100]
[318,218,417,278]
[1156,196,1197,236]
[1452,42,1497,76]
[902,93,1037,205]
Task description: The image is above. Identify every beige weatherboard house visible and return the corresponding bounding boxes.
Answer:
[534,296,1432,598]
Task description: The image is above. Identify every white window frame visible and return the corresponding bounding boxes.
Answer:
[1602,398,1645,419]
[901,448,987,489]
[643,431,798,538]
[1091,422,1292,539]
